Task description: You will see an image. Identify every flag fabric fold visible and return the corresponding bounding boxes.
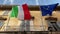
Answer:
[17,4,31,20]
[10,6,18,18]
[40,3,59,16]
[22,4,31,20]
[10,4,31,20]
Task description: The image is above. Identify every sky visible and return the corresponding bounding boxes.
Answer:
[0,0,60,5]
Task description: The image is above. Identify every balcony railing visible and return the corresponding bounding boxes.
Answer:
[0,26,48,31]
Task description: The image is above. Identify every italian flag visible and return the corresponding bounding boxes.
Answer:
[10,4,31,20]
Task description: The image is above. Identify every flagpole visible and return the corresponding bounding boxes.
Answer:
[5,16,10,31]
[40,8,45,31]
[10,0,14,4]
[36,0,45,31]
[5,11,10,31]
[41,15,45,31]
[2,10,10,31]
[36,0,44,31]
[36,0,39,5]
[6,9,15,31]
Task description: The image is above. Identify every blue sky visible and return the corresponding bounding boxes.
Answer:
[0,0,60,5]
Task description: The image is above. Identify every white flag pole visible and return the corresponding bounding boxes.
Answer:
[5,11,11,31]
[36,0,39,5]
[10,0,14,4]
[36,0,45,31]
[40,8,45,31]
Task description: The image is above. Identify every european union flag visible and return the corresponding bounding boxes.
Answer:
[40,3,59,16]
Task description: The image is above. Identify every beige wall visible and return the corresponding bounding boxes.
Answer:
[0,10,60,31]
[30,11,60,31]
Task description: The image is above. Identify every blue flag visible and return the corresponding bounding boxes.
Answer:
[40,3,59,16]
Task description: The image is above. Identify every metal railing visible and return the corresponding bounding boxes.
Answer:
[0,26,48,31]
